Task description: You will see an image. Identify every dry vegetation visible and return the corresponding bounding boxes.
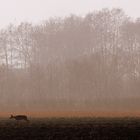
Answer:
[0,117,140,139]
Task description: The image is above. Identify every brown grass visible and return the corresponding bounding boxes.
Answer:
[1,110,140,118]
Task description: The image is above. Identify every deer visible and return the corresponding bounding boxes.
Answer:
[9,115,29,122]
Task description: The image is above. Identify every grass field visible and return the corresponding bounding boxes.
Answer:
[0,117,140,139]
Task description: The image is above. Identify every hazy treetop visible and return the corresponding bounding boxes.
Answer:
[0,0,139,28]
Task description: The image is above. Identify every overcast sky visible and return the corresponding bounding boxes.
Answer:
[0,0,139,28]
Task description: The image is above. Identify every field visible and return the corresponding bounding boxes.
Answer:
[0,117,140,140]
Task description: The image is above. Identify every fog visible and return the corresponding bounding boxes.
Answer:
[0,0,140,28]
[0,8,140,117]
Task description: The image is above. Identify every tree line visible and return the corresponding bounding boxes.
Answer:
[0,8,140,112]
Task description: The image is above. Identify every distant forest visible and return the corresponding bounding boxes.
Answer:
[0,8,140,112]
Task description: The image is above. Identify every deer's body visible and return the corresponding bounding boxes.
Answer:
[10,115,29,122]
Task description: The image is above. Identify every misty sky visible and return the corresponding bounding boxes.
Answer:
[0,0,139,28]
